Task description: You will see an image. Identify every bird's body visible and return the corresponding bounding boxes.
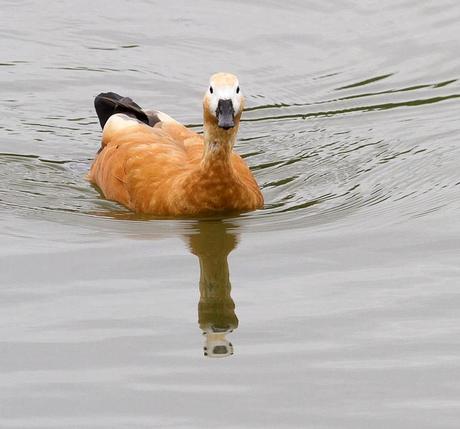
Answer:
[88,73,263,216]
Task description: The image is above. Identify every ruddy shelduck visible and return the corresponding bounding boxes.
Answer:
[88,73,264,216]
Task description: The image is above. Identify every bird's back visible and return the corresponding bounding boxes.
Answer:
[88,113,205,213]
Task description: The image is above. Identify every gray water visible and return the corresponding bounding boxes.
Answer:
[1,0,460,427]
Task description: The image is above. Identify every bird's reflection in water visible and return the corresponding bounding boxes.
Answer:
[186,220,239,358]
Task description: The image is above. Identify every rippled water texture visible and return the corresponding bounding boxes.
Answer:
[1,1,460,428]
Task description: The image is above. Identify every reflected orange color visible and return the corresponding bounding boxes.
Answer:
[187,221,239,358]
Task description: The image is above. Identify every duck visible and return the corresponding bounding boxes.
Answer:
[87,73,264,216]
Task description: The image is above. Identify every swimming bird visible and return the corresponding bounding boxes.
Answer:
[88,73,264,216]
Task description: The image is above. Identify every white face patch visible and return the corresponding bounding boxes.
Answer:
[207,77,242,118]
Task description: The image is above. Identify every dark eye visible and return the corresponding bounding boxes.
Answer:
[236,86,240,94]
[209,86,213,94]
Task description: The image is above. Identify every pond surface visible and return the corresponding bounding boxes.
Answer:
[1,0,460,427]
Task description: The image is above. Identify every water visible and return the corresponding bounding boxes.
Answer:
[1,0,460,427]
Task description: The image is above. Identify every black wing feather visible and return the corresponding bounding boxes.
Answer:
[94,92,155,128]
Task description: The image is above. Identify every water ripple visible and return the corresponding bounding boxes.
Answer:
[1,77,459,236]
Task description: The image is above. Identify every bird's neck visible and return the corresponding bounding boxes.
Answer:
[201,112,240,171]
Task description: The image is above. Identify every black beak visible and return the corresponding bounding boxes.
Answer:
[216,99,235,130]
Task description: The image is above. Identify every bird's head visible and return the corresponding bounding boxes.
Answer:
[203,72,244,132]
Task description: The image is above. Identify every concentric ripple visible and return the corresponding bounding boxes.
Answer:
[2,0,460,236]
[1,70,459,236]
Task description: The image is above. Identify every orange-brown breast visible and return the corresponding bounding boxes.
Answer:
[88,121,263,216]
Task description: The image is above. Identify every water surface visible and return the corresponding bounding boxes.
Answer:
[1,0,460,427]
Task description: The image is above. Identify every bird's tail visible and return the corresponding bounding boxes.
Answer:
[94,92,150,129]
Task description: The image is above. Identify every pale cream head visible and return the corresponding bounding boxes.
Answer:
[204,73,244,130]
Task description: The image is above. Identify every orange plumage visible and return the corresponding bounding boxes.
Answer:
[88,73,263,216]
